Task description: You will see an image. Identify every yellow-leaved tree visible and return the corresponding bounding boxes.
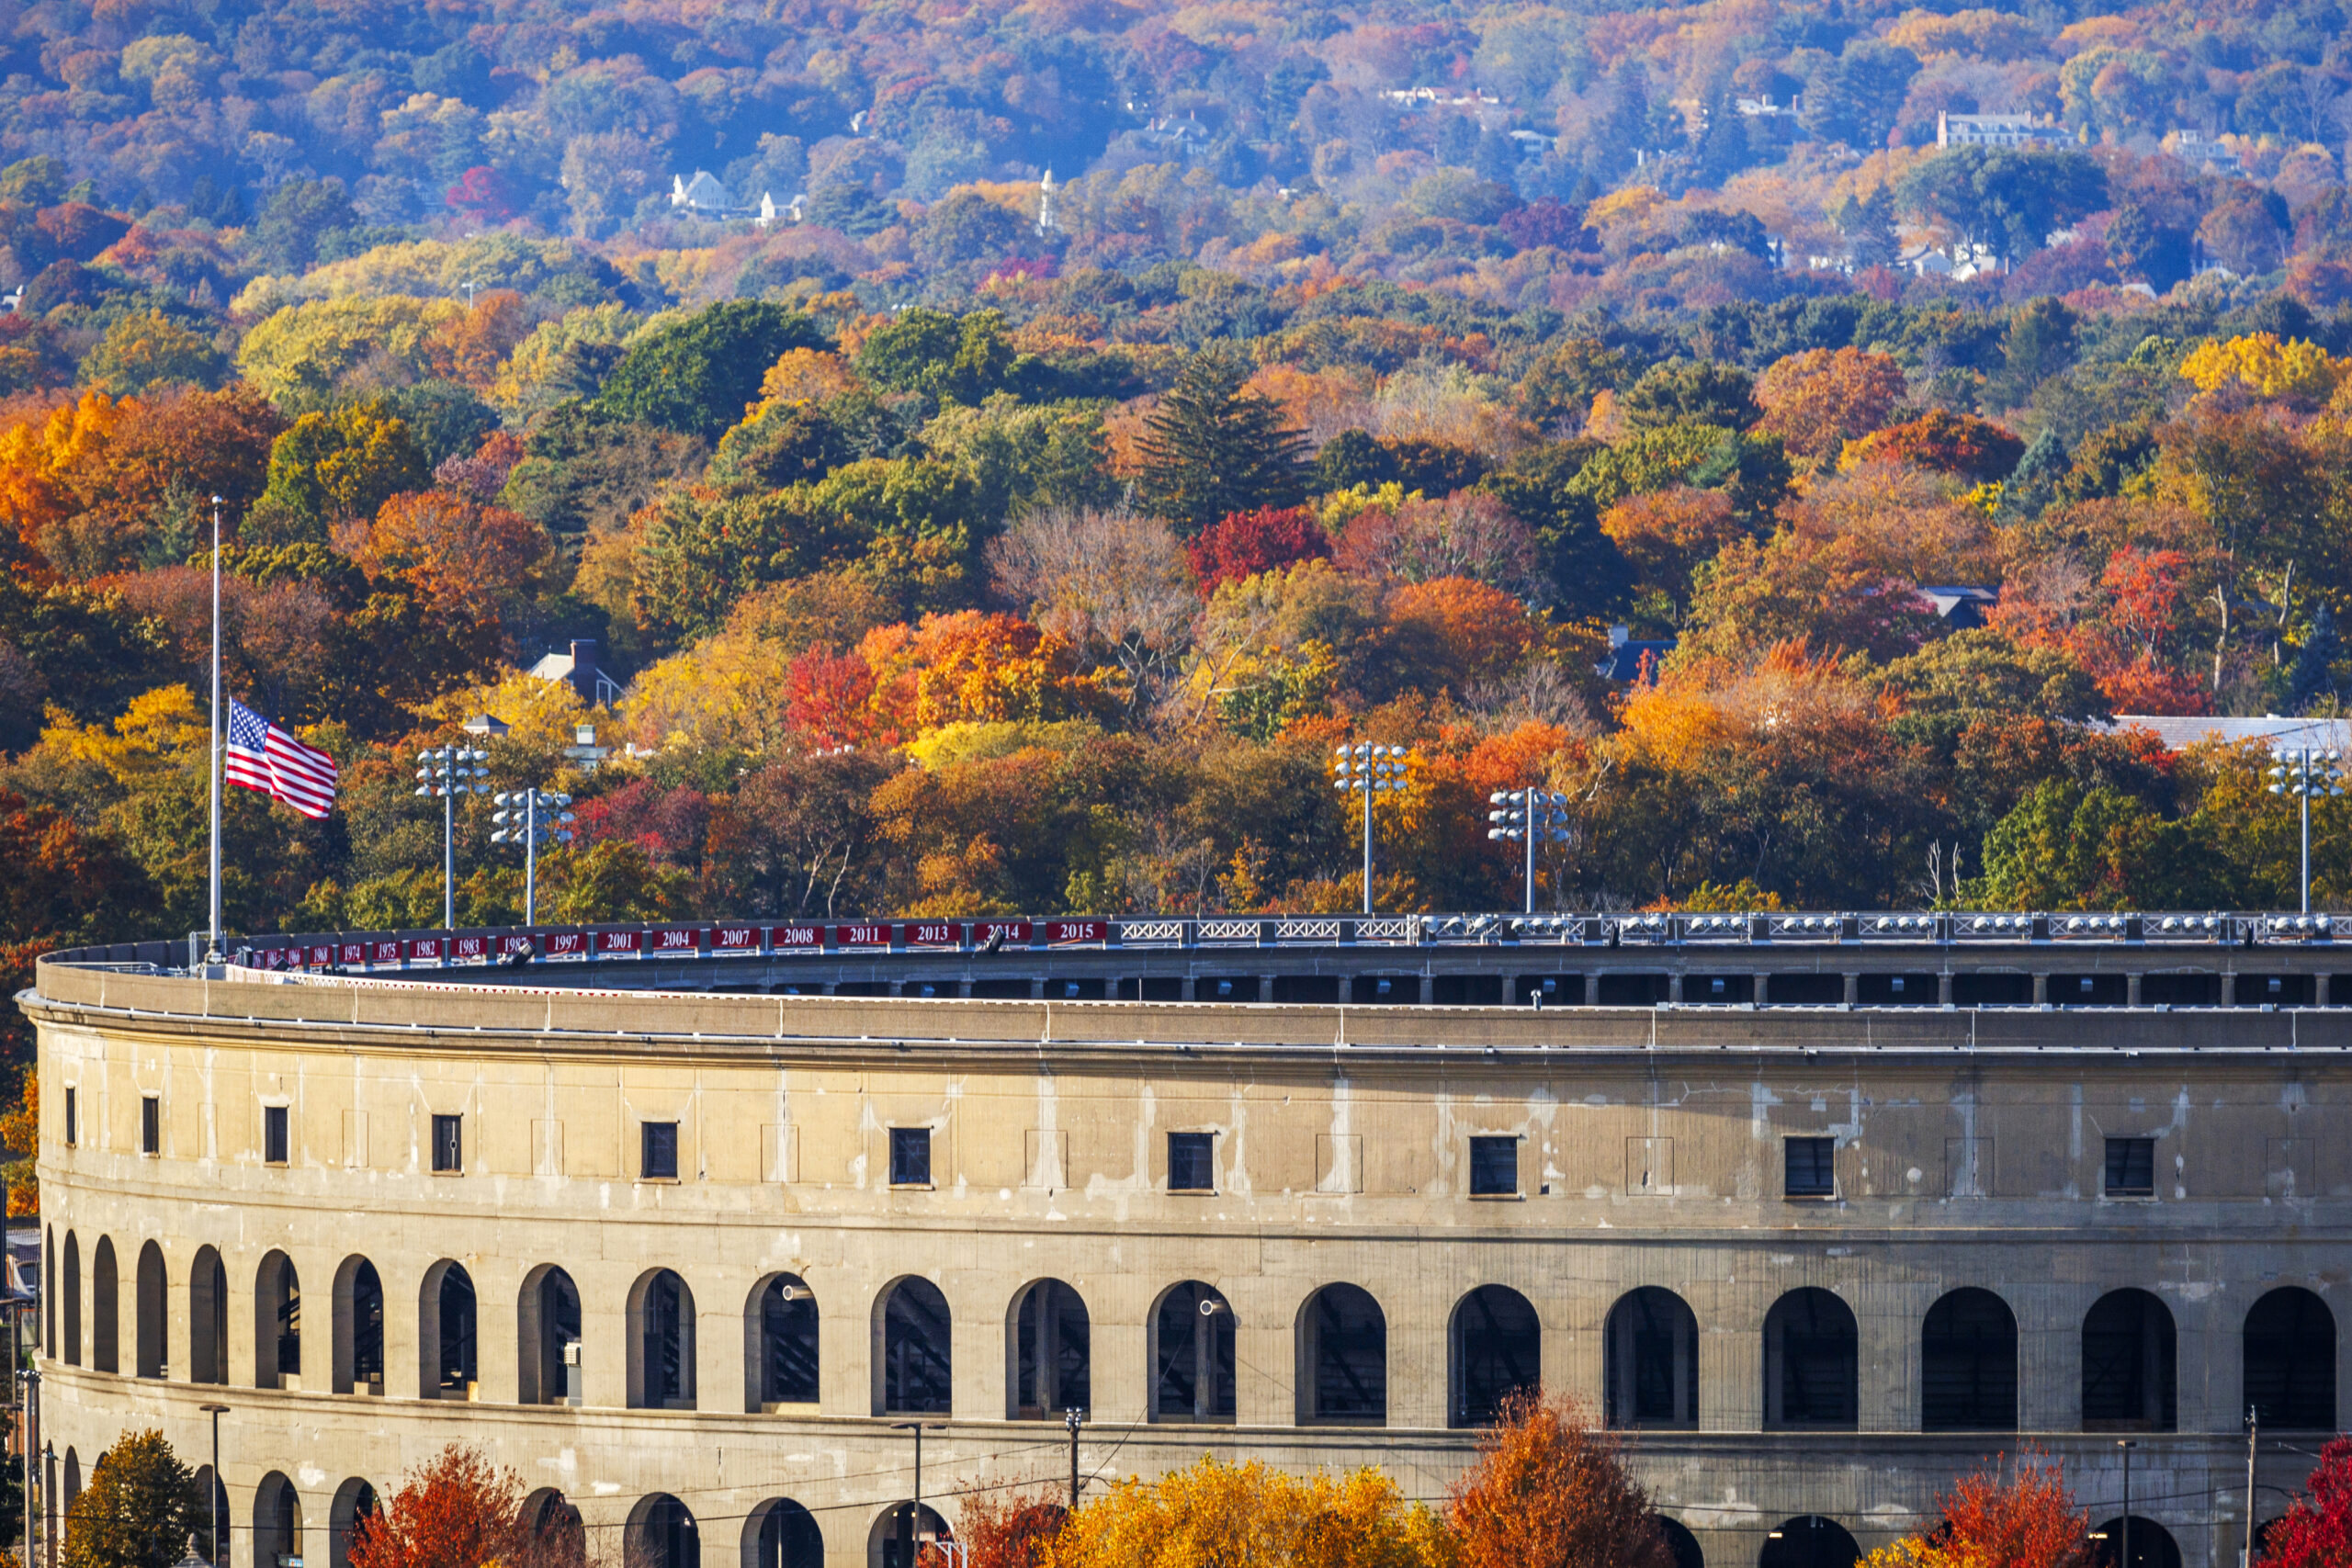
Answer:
[1047,1454,1449,1568]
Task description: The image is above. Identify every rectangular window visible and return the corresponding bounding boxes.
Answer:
[263,1105,288,1167]
[1785,1136,1836,1198]
[1168,1132,1216,1191]
[431,1113,463,1174]
[888,1126,932,1186]
[2104,1136,2155,1197]
[1469,1135,1519,1196]
[63,1087,75,1147]
[140,1095,159,1156]
[641,1121,679,1180]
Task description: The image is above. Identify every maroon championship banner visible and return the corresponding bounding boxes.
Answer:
[768,924,823,951]
[650,926,699,956]
[404,937,446,963]
[835,922,891,948]
[542,930,591,959]
[368,940,402,965]
[496,934,535,960]
[902,920,961,948]
[304,944,334,967]
[972,919,1032,947]
[1045,919,1108,945]
[336,942,368,967]
[597,929,643,956]
[451,934,492,963]
[711,924,762,953]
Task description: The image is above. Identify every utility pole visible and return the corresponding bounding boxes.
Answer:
[1064,1407,1083,1511]
[2245,1407,2260,1568]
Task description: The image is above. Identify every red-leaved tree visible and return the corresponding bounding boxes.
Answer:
[1185,504,1330,594]
[1447,1393,1670,1568]
[348,1446,581,1568]
[2258,1436,2352,1568]
[1934,1456,2096,1568]
[943,1487,1067,1568]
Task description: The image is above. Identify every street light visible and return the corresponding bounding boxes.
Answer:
[415,745,491,930]
[1488,787,1572,913]
[1331,743,1413,916]
[2267,747,2343,913]
[889,1421,947,1568]
[2119,1438,2139,1568]
[491,789,574,926]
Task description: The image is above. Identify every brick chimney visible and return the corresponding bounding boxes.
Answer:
[569,639,598,706]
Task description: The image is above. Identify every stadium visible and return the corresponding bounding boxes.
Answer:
[25,908,2352,1568]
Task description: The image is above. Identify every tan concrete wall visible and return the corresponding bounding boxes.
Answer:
[26,971,2352,1568]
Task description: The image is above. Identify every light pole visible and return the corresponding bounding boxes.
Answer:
[200,1403,229,1568]
[491,789,574,926]
[1064,1407,1084,1511]
[1330,742,1412,915]
[17,1362,35,1568]
[2119,1438,2138,1568]
[2267,747,2343,913]
[1487,787,1572,912]
[2244,1407,2259,1568]
[890,1420,945,1568]
[414,745,490,929]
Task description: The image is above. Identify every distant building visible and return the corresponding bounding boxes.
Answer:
[530,638,622,707]
[2106,715,2352,752]
[1915,585,1999,630]
[1597,625,1675,682]
[1936,112,2068,149]
[1508,129,1552,163]
[2166,129,2243,175]
[1036,169,1058,236]
[670,170,736,217]
[1382,86,1500,108]
[1735,94,1802,118]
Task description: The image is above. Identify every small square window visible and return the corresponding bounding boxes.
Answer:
[1168,1132,1215,1191]
[889,1126,932,1186]
[140,1095,160,1156]
[641,1121,679,1180]
[1469,1135,1519,1196]
[2104,1136,2155,1197]
[1785,1136,1836,1198]
[264,1105,288,1167]
[63,1087,75,1147]
[431,1113,463,1174]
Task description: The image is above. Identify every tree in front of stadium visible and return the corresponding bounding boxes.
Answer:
[2258,1436,2352,1568]
[62,1431,203,1568]
[349,1444,583,1568]
[1446,1393,1670,1568]
[1861,1456,2093,1568]
[1048,1452,1445,1568]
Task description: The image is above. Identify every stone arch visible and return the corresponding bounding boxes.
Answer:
[2091,1516,2183,1568]
[628,1268,698,1409]
[2083,1289,2176,1431]
[1921,1287,2018,1431]
[2245,1286,2335,1430]
[1655,1516,1704,1568]
[522,1490,585,1558]
[61,1231,79,1367]
[744,1498,824,1568]
[254,1248,300,1390]
[1448,1284,1540,1427]
[1605,1287,1698,1429]
[1148,1280,1235,1423]
[62,1450,81,1518]
[747,1272,819,1413]
[1296,1282,1386,1426]
[1006,1278,1091,1419]
[872,1276,952,1416]
[192,1465,230,1562]
[419,1259,479,1400]
[333,1256,385,1396]
[628,1493,702,1568]
[520,1263,582,1406]
[1759,1517,1860,1568]
[328,1478,379,1568]
[1763,1288,1857,1430]
[254,1472,304,1568]
[865,1504,950,1568]
[43,1225,53,1354]
[190,1246,228,1386]
[91,1235,118,1372]
[135,1239,167,1380]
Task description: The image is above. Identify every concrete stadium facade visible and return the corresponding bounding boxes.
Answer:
[24,915,2352,1568]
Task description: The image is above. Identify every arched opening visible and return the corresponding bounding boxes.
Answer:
[2083,1289,2177,1431]
[1150,1280,1235,1423]
[2091,1517,2183,1568]
[866,1504,950,1568]
[873,1277,952,1416]
[521,1265,583,1406]
[1450,1285,1540,1427]
[334,1258,385,1396]
[751,1274,820,1413]
[254,1472,304,1568]
[61,1231,80,1367]
[2245,1287,2335,1430]
[91,1235,118,1373]
[328,1478,378,1568]
[1922,1288,2018,1430]
[1759,1517,1859,1568]
[192,1465,231,1562]
[1296,1282,1386,1426]
[63,1450,83,1523]
[745,1499,824,1568]
[255,1250,301,1390]
[1606,1288,1698,1429]
[191,1247,228,1385]
[135,1241,168,1379]
[43,1226,54,1359]
[629,1269,698,1409]
[523,1490,587,1567]
[419,1260,479,1400]
[628,1493,701,1568]
[1009,1279,1091,1419]
[1763,1289,1857,1430]
[1656,1516,1704,1568]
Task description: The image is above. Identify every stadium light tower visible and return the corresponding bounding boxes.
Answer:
[1488,786,1572,913]
[2267,746,2344,913]
[1331,742,1413,915]
[492,788,575,926]
[415,744,490,929]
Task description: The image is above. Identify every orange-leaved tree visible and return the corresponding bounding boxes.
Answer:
[1753,347,1910,464]
[1860,1455,2093,1568]
[348,1445,582,1568]
[1047,1453,1446,1568]
[1446,1393,1668,1568]
[943,1486,1067,1568]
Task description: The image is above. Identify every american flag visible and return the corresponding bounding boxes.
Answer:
[225,700,338,819]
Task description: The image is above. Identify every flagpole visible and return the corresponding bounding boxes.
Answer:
[206,495,223,966]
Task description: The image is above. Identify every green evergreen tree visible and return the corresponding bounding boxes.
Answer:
[1136,349,1307,536]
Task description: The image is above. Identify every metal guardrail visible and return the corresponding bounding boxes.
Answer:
[56,909,2324,976]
